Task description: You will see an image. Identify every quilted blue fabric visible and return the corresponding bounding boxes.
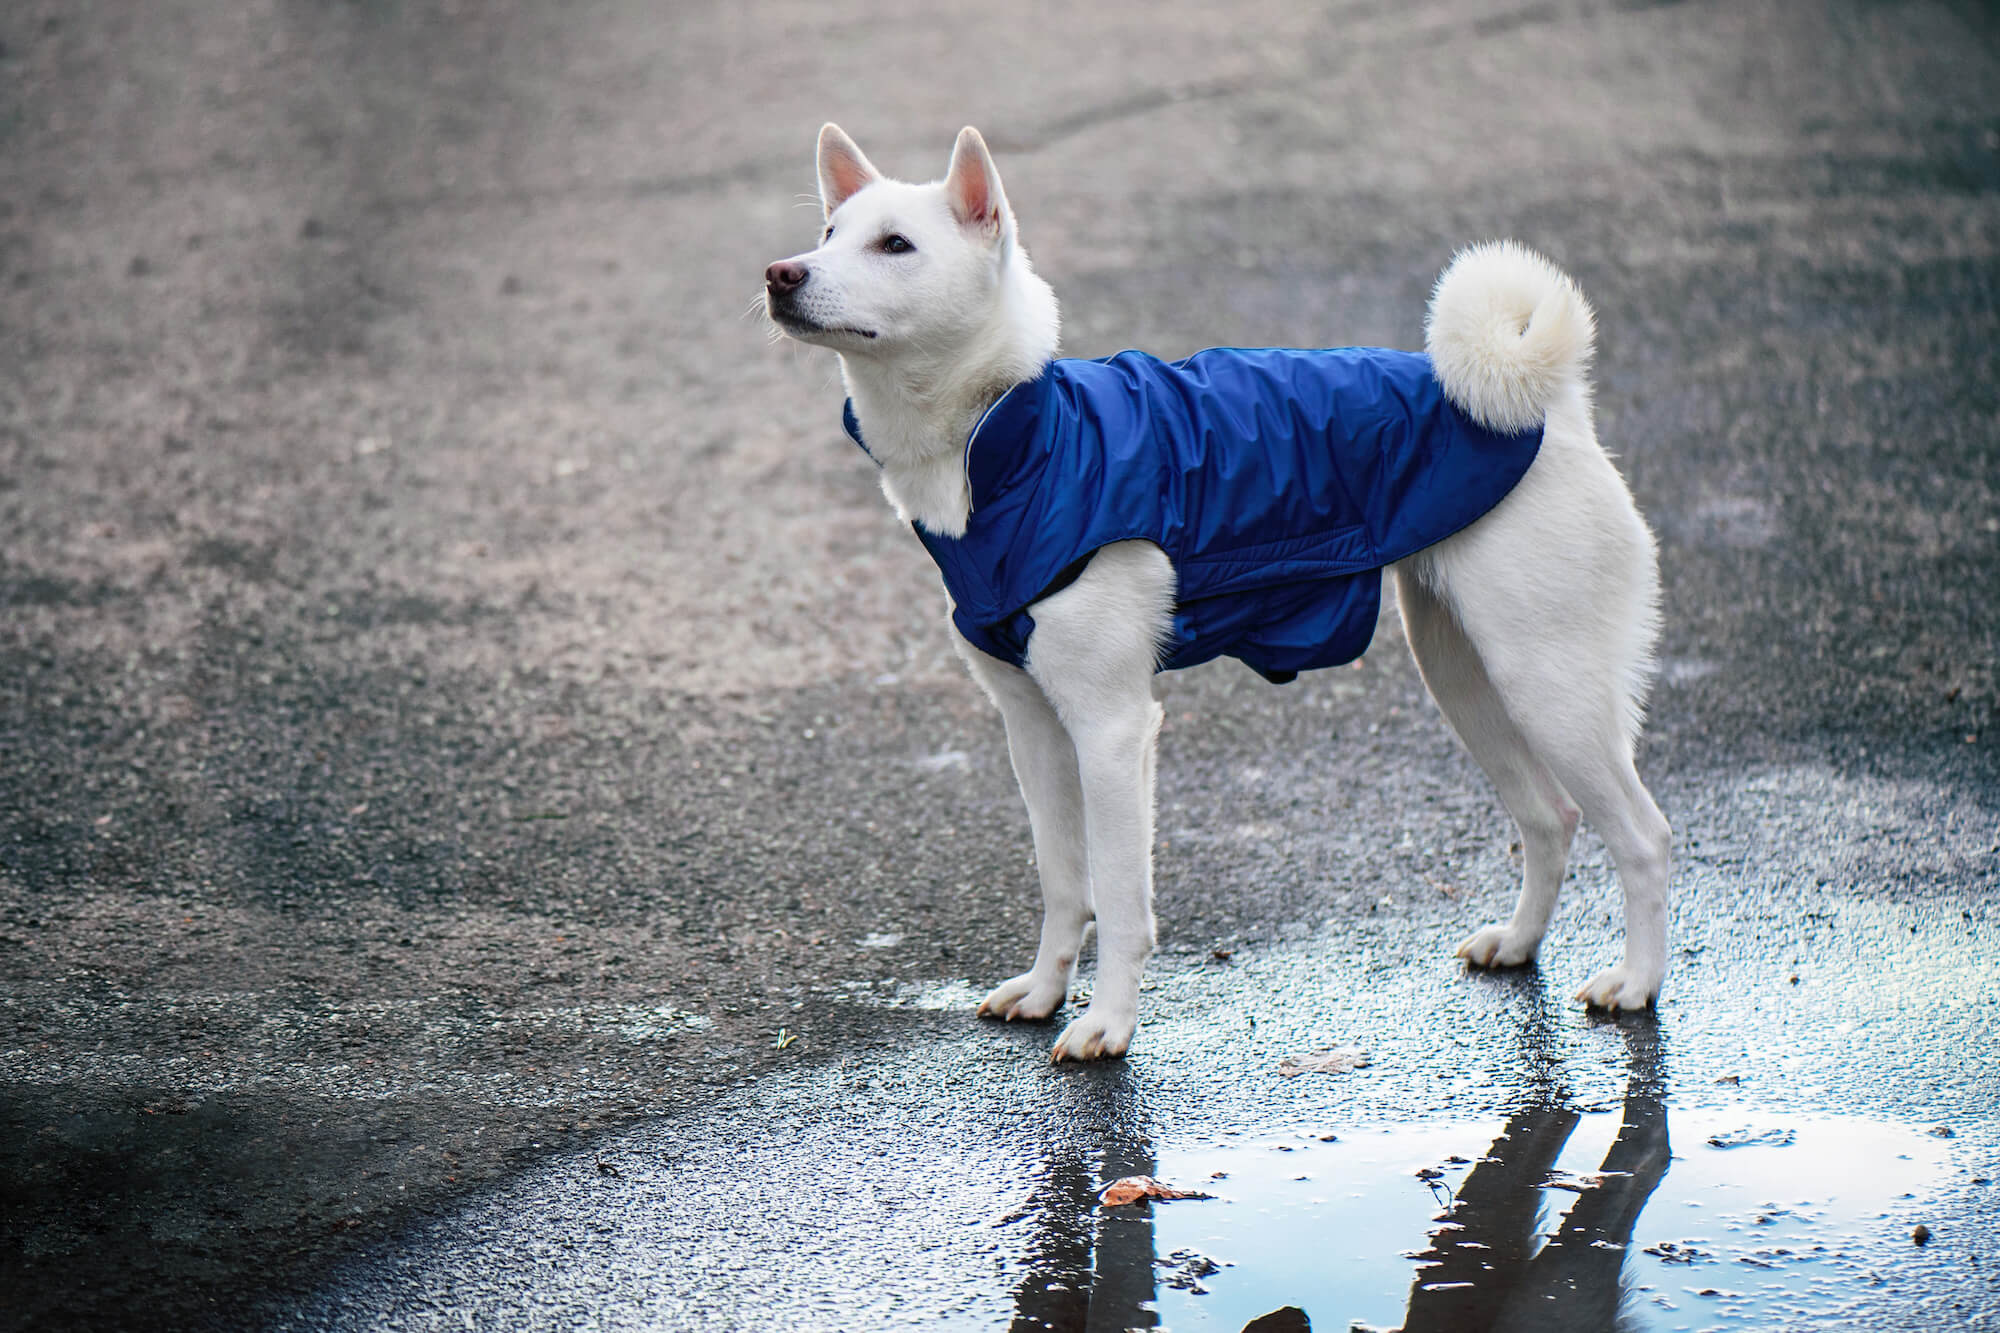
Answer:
[843,346,1543,683]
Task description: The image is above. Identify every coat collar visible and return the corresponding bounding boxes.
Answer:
[840,371,1045,485]
[839,373,1051,538]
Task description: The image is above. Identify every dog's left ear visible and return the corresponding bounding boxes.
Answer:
[944,127,1012,246]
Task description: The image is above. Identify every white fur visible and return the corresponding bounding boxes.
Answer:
[770,125,1059,537]
[767,127,1671,1059]
[1426,239,1597,434]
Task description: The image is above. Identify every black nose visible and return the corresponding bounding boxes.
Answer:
[765,260,808,295]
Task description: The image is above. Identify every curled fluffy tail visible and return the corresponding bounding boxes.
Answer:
[1425,240,1595,433]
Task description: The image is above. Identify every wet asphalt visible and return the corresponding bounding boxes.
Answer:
[2,0,1997,1329]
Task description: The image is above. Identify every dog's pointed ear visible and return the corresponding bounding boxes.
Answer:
[818,123,881,219]
[944,126,1010,243]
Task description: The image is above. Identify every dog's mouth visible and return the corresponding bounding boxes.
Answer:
[769,306,877,341]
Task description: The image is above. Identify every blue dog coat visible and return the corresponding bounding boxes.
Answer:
[843,346,1542,683]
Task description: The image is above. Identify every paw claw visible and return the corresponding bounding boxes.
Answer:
[1574,963,1661,1011]
[1455,923,1539,969]
[979,972,1064,1024]
[1050,1006,1134,1063]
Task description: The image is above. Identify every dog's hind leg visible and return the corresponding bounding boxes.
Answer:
[962,649,1091,1023]
[1409,397,1671,1009]
[1425,586,1670,1009]
[1543,748,1669,1011]
[1395,567,1578,971]
[1509,724,1669,1011]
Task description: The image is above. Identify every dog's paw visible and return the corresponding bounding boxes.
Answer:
[1454,924,1540,969]
[977,972,1066,1023]
[1050,1005,1136,1062]
[1574,964,1661,1011]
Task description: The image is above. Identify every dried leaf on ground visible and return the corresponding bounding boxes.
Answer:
[1276,1047,1373,1077]
[1098,1175,1214,1207]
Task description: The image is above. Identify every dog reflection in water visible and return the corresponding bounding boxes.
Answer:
[1003,1020,1670,1333]
[1400,1021,1670,1333]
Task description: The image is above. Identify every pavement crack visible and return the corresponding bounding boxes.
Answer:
[989,79,1260,156]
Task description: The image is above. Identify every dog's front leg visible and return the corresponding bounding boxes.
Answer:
[1021,541,1174,1062]
[1046,692,1161,1061]
[961,651,1091,1023]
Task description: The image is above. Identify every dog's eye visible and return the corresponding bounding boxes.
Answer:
[822,225,834,243]
[881,234,915,254]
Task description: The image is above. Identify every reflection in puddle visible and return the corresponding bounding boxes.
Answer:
[1014,1022,1954,1333]
[1143,1109,1949,1331]
[285,1004,1968,1332]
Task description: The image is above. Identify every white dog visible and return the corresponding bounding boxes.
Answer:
[766,124,1670,1062]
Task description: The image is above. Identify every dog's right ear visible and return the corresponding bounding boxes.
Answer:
[817,123,880,219]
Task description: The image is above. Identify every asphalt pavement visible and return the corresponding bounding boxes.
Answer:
[1,1,1996,1330]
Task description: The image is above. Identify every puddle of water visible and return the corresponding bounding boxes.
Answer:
[289,1007,1978,1333]
[1139,1108,1953,1332]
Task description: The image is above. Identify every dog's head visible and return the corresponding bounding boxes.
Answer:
[764,124,1034,360]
